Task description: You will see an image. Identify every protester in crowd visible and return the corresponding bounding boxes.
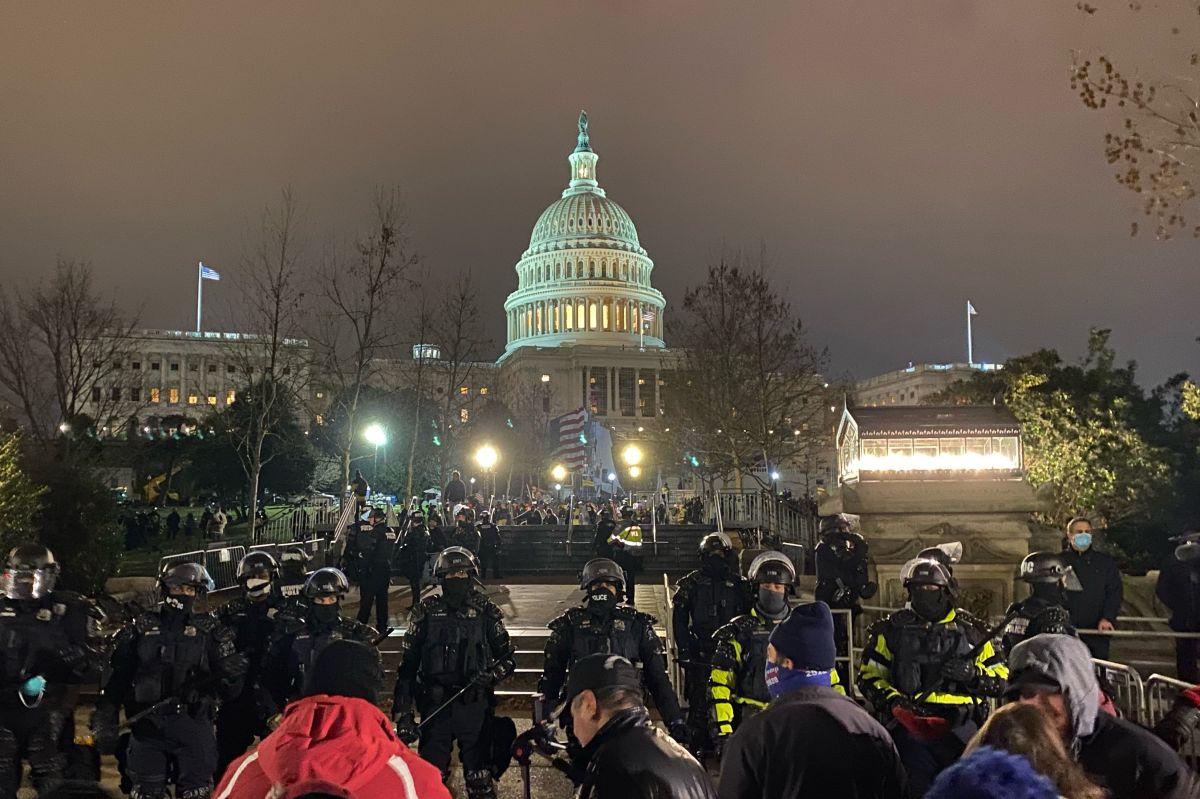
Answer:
[351,469,370,513]
[554,653,715,798]
[1007,633,1196,798]
[1156,532,1200,682]
[1060,516,1122,660]
[717,602,907,799]
[165,508,180,540]
[443,469,467,512]
[183,512,196,539]
[962,702,1103,799]
[925,747,1060,799]
[216,640,449,799]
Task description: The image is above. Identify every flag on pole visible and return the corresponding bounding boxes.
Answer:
[641,309,655,324]
[200,263,220,281]
[967,300,977,316]
[549,408,588,471]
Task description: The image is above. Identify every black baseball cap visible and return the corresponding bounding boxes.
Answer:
[559,653,643,712]
[1003,668,1061,701]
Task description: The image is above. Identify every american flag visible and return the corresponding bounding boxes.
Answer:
[549,407,587,471]
[199,263,220,281]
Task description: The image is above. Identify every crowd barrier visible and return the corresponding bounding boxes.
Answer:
[248,537,330,570]
[158,545,246,592]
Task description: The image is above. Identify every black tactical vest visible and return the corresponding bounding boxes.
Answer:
[419,601,488,686]
[132,613,210,704]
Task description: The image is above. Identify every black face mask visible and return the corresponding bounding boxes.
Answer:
[757,587,788,617]
[1030,582,1066,605]
[702,554,731,577]
[910,589,952,622]
[162,594,194,622]
[587,589,617,616]
[442,577,471,606]
[310,603,340,625]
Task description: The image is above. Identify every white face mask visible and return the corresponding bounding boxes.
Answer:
[246,578,271,597]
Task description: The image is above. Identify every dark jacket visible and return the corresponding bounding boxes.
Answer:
[443,478,467,505]
[1156,559,1200,632]
[1010,634,1197,799]
[576,706,715,799]
[1061,546,1123,628]
[814,533,872,610]
[718,685,907,799]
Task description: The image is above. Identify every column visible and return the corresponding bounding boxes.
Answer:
[634,368,641,417]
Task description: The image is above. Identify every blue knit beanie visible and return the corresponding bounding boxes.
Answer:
[767,601,836,671]
[926,747,1059,799]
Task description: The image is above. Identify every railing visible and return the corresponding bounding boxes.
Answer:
[158,545,246,592]
[254,503,343,545]
[248,537,330,570]
[1094,658,1147,724]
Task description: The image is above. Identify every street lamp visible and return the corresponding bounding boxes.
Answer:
[629,465,642,479]
[551,464,567,482]
[622,444,643,467]
[475,444,499,511]
[363,423,387,482]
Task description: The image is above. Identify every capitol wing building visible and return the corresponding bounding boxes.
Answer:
[497,113,675,437]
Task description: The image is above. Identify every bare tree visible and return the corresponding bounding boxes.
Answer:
[428,272,490,492]
[399,275,436,503]
[309,187,416,490]
[0,260,139,439]
[666,250,829,495]
[226,189,310,526]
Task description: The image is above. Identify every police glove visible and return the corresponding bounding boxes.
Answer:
[91,704,119,755]
[394,712,418,745]
[220,652,250,679]
[939,658,978,685]
[860,581,878,599]
[668,719,690,746]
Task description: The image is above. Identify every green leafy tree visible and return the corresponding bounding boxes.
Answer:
[929,329,1178,563]
[0,433,44,553]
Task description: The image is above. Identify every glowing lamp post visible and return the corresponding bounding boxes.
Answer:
[363,423,387,482]
[475,444,499,512]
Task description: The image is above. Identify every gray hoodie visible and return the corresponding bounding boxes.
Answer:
[1008,632,1099,744]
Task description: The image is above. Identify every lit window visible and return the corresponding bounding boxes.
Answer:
[207,393,217,406]
[187,391,198,405]
[541,374,551,383]
[460,408,470,423]
[315,414,324,425]
[150,388,161,403]
[315,391,324,399]
[459,386,469,396]
[225,389,236,405]
[480,387,489,396]
[169,388,180,404]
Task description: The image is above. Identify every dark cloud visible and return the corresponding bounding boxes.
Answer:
[1,2,1196,383]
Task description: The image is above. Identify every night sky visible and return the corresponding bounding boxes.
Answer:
[3,2,1197,385]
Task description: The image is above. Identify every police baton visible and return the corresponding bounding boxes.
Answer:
[120,672,226,730]
[416,660,504,732]
[914,608,1019,705]
[371,627,395,647]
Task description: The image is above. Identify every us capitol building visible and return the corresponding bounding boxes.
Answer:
[83,113,679,443]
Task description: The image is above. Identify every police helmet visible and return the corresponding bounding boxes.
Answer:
[747,551,796,587]
[1019,552,1084,591]
[1174,532,1200,563]
[479,510,491,521]
[279,547,310,567]
[620,506,634,519]
[917,543,962,569]
[579,558,626,592]
[433,546,480,581]
[2,544,59,600]
[900,558,953,591]
[818,514,852,537]
[159,562,213,595]
[302,567,349,601]
[698,531,734,557]
[237,551,279,582]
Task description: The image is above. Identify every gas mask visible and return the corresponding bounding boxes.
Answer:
[757,587,788,617]
[910,587,952,622]
[442,576,471,607]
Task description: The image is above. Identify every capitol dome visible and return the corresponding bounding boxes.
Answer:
[503,112,666,354]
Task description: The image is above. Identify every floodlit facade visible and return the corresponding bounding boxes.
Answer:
[854,362,1002,407]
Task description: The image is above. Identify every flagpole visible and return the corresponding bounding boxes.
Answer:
[966,300,973,365]
[196,262,203,333]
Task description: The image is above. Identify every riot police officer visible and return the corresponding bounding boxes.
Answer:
[708,551,843,753]
[1157,533,1200,682]
[352,506,395,632]
[392,547,514,798]
[213,552,290,777]
[814,515,877,686]
[261,567,377,718]
[858,558,1008,796]
[540,558,686,742]
[671,532,751,753]
[398,510,431,609]
[277,547,309,600]
[608,511,643,604]
[477,511,502,580]
[593,507,616,558]
[450,508,481,555]
[0,545,96,799]
[1003,551,1079,655]
[93,563,246,799]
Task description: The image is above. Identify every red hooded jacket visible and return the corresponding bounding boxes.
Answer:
[215,695,449,799]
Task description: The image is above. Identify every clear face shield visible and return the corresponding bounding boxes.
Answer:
[1,569,54,601]
[1176,541,1200,564]
[1061,565,1084,592]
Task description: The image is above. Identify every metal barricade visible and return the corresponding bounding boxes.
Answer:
[663,572,685,701]
[249,537,329,570]
[831,607,857,698]
[1093,658,1146,724]
[158,545,246,592]
[1146,674,1200,763]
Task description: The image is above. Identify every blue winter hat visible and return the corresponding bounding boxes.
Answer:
[926,747,1059,799]
[767,601,836,671]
